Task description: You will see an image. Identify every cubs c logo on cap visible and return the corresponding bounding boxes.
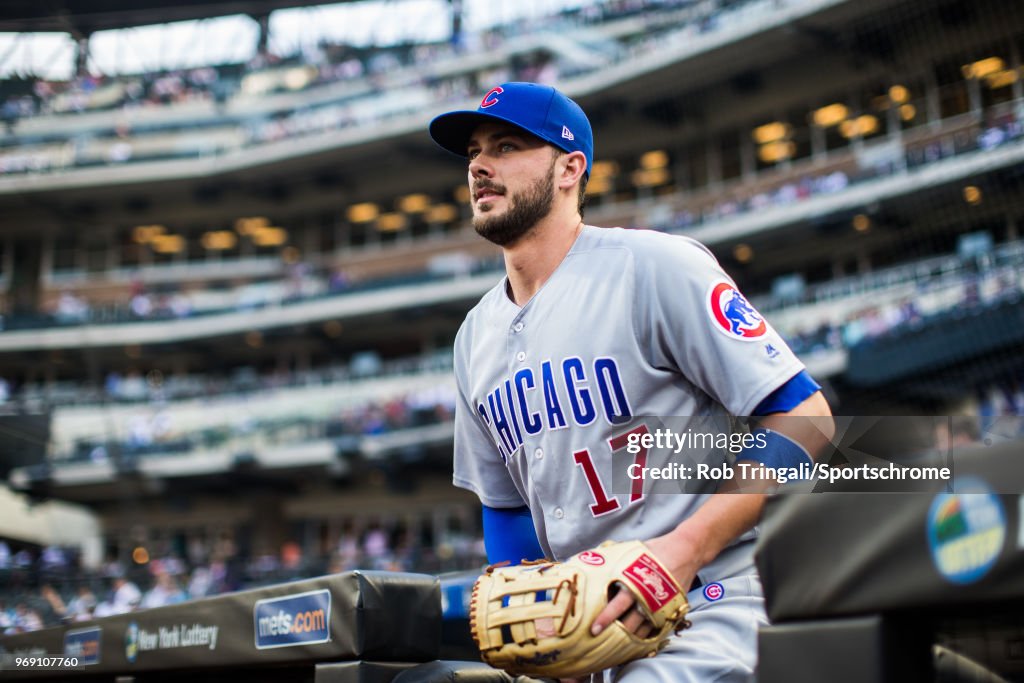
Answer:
[706,281,767,341]
[480,86,503,108]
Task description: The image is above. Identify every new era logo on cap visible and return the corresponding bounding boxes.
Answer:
[561,126,574,141]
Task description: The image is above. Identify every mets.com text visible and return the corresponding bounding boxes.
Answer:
[256,607,327,638]
[628,461,952,485]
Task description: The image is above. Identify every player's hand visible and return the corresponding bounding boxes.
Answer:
[589,532,700,638]
[590,582,654,638]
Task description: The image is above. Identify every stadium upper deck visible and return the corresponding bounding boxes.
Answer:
[0,0,1020,397]
[0,2,1017,268]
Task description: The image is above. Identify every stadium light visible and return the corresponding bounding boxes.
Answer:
[839,115,879,139]
[631,168,669,187]
[961,56,1004,79]
[752,122,790,144]
[963,186,982,205]
[888,85,910,104]
[858,114,880,136]
[639,150,669,169]
[733,244,754,263]
[235,217,270,235]
[899,104,917,122]
[347,203,380,223]
[590,160,620,179]
[984,70,1018,89]
[151,234,185,254]
[586,177,612,195]
[377,213,408,232]
[812,103,848,127]
[426,204,458,223]
[587,162,619,193]
[853,214,871,232]
[454,186,472,204]
[201,230,237,250]
[398,194,430,213]
[757,141,796,163]
[251,227,288,247]
[133,225,166,244]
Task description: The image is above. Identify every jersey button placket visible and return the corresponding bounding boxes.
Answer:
[554,507,565,520]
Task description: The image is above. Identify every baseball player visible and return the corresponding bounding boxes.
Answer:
[429,82,834,682]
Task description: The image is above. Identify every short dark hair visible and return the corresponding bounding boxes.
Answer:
[577,173,589,218]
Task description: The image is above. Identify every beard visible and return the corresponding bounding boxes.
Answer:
[471,161,556,247]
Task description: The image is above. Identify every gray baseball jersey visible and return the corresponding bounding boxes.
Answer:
[453,225,805,582]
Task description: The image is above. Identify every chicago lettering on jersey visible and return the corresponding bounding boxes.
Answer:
[476,356,632,461]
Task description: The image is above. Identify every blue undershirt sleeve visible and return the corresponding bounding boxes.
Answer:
[481,505,545,565]
[752,369,820,416]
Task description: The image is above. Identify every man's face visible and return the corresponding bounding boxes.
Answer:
[466,122,559,247]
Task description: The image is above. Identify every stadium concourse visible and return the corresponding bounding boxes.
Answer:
[1,0,1024,680]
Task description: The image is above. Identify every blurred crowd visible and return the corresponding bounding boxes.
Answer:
[769,245,1024,356]
[19,253,499,333]
[0,0,724,122]
[0,0,766,173]
[0,519,486,634]
[2,236,1018,418]
[61,380,456,465]
[650,111,1024,235]
[1,66,224,124]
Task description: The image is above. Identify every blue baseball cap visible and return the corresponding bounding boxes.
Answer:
[429,82,593,176]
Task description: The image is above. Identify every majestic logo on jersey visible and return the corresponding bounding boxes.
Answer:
[480,86,503,108]
[476,356,633,462]
[706,281,767,341]
[577,551,605,566]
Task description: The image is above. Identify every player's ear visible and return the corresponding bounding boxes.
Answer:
[557,151,587,190]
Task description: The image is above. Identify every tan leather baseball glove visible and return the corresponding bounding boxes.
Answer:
[469,540,691,679]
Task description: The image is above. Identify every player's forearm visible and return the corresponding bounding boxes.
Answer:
[654,392,834,576]
[665,492,765,571]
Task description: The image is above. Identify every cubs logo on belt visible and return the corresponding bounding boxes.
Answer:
[703,582,725,601]
[706,281,767,341]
